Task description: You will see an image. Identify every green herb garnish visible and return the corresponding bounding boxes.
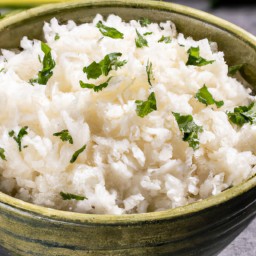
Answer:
[186,46,215,66]
[0,148,6,161]
[80,77,112,92]
[227,103,256,127]
[173,112,203,150]
[54,33,60,41]
[158,35,171,44]
[195,85,224,108]
[143,32,153,36]
[30,42,56,85]
[60,192,87,201]
[9,126,28,152]
[136,92,157,118]
[70,144,86,163]
[146,60,154,87]
[83,52,126,80]
[0,68,5,73]
[135,29,148,48]
[228,64,244,76]
[53,129,73,144]
[139,17,151,27]
[96,21,124,39]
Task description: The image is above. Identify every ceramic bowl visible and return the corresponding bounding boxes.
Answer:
[0,1,256,255]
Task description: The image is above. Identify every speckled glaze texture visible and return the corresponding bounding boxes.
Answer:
[0,1,256,255]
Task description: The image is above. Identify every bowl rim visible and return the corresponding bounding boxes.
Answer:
[0,0,256,224]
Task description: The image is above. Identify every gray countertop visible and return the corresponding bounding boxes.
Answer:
[0,1,255,255]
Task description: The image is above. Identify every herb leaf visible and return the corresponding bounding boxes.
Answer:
[227,103,256,126]
[143,32,153,36]
[139,17,151,27]
[195,85,224,108]
[135,29,148,48]
[60,192,87,201]
[0,148,6,161]
[136,92,157,118]
[10,126,28,152]
[80,77,112,92]
[96,21,124,39]
[54,33,60,41]
[186,46,215,66]
[173,113,203,150]
[83,52,127,80]
[146,60,154,87]
[70,144,86,163]
[30,42,56,85]
[53,129,73,144]
[158,35,171,44]
[228,64,244,76]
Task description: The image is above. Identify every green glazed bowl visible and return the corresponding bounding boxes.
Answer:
[0,1,256,255]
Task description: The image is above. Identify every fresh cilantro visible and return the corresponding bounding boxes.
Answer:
[136,92,157,118]
[60,192,87,201]
[0,148,6,161]
[80,77,112,92]
[195,85,224,108]
[228,64,244,76]
[158,35,171,43]
[70,144,86,163]
[96,21,124,39]
[146,60,154,87]
[83,52,127,80]
[186,46,215,66]
[30,42,56,85]
[135,29,148,48]
[54,33,60,41]
[143,32,153,36]
[53,129,73,144]
[139,17,151,27]
[227,103,256,126]
[173,112,203,150]
[9,126,28,152]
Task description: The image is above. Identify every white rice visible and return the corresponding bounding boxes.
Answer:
[0,14,255,214]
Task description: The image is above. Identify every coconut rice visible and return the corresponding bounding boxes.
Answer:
[0,14,255,214]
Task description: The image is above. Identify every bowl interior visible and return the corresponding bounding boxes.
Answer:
[0,0,255,223]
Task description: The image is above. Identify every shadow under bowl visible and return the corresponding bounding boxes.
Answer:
[0,0,256,255]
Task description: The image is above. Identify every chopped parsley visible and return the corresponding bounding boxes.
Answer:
[9,126,28,152]
[136,92,157,118]
[195,85,224,108]
[173,113,203,150]
[54,33,60,41]
[96,21,124,39]
[143,32,153,36]
[83,52,127,80]
[228,64,244,76]
[227,103,256,127]
[70,144,86,163]
[135,29,148,48]
[80,77,112,92]
[30,42,56,85]
[158,35,171,44]
[60,192,87,201]
[0,148,6,161]
[53,129,73,144]
[139,17,151,27]
[186,46,215,66]
[146,60,154,87]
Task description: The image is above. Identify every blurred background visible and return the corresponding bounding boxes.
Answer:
[0,0,255,256]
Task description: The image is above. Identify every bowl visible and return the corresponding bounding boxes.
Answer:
[0,1,256,255]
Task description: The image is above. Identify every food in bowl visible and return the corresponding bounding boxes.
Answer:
[0,13,255,215]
